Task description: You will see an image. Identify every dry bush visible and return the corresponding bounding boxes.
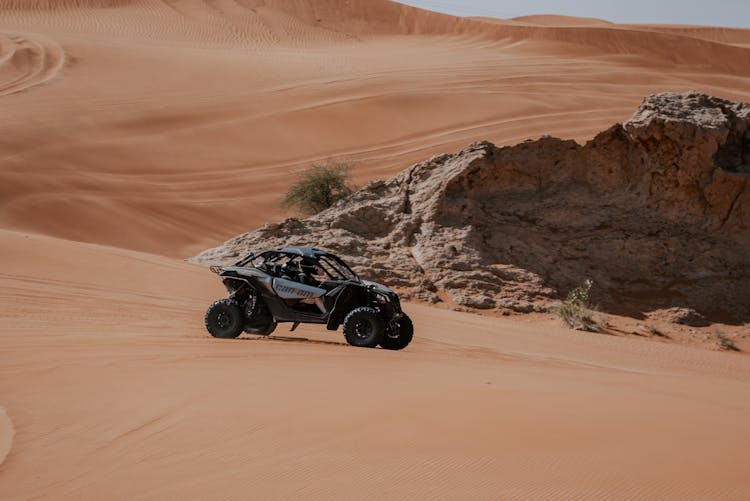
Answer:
[645,323,669,338]
[557,279,600,332]
[716,331,740,352]
[282,162,354,215]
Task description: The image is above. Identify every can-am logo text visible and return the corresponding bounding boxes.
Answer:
[276,284,314,298]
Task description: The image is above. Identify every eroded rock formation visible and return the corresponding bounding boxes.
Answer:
[194,92,750,322]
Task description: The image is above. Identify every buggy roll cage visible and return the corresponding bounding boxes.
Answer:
[234,247,360,282]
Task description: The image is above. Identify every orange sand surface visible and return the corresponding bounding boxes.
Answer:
[2,229,750,499]
[1,1,750,499]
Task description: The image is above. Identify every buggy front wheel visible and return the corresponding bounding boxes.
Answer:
[380,314,413,351]
[342,307,384,348]
[205,299,244,339]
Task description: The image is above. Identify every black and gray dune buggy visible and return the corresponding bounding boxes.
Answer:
[204,247,413,350]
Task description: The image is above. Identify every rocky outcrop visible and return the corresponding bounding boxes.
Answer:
[194,92,750,322]
[647,307,710,327]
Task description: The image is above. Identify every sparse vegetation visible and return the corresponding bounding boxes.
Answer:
[281,162,355,215]
[645,323,669,338]
[716,331,740,352]
[557,279,600,332]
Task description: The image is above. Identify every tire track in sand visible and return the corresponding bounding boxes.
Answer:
[0,406,14,468]
[0,31,64,96]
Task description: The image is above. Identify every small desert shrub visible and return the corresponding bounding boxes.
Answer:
[646,323,668,338]
[567,278,593,306]
[557,279,600,332]
[281,162,355,215]
[716,331,740,352]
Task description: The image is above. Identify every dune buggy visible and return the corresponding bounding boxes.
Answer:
[204,247,413,350]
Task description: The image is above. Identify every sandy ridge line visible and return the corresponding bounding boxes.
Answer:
[3,1,749,69]
[0,406,14,468]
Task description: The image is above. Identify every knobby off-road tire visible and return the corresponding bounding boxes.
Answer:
[342,307,385,348]
[205,299,244,339]
[380,313,413,351]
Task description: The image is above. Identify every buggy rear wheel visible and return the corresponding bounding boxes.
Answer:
[342,307,384,348]
[380,314,413,351]
[205,299,244,339]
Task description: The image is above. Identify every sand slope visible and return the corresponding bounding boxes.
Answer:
[1,2,750,498]
[1,229,749,499]
[0,31,64,96]
[0,407,13,470]
[1,0,749,256]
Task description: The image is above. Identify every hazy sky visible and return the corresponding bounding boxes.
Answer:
[396,0,750,28]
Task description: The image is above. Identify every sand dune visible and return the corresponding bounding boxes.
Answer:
[0,407,13,470]
[619,24,750,48]
[1,1,750,498]
[1,229,749,499]
[1,0,749,256]
[511,14,614,26]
